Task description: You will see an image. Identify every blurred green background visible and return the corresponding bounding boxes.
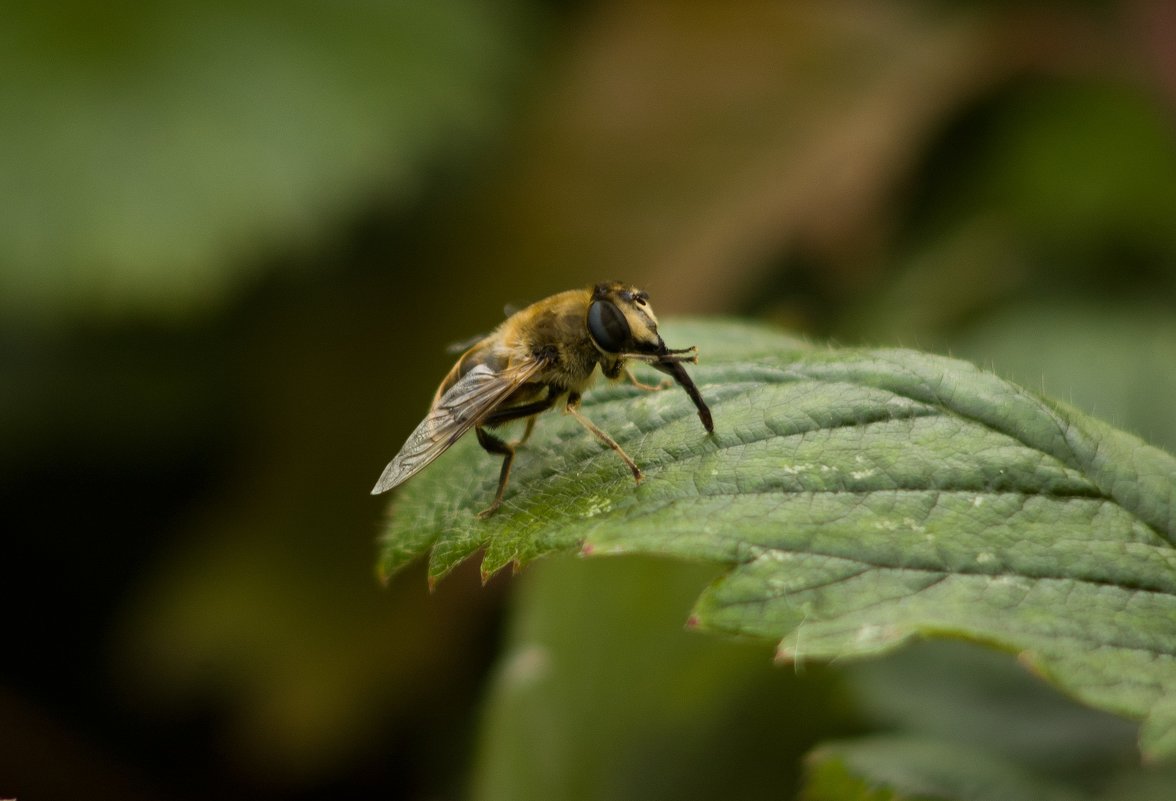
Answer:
[4,1,1176,799]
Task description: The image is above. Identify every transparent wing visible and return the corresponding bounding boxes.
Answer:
[371,359,543,494]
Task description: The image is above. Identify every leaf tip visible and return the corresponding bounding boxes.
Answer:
[1015,649,1046,678]
[581,542,595,556]
[1138,695,1176,764]
[685,614,701,629]
[774,645,797,665]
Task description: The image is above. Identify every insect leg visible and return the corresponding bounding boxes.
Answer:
[481,396,555,430]
[514,416,537,447]
[624,347,698,366]
[564,394,643,484]
[471,394,559,517]
[624,367,669,392]
[653,359,713,433]
[475,426,515,519]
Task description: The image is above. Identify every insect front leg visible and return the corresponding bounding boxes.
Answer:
[624,367,670,392]
[564,393,643,484]
[602,357,667,391]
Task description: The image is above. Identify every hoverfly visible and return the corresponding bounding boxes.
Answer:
[372,282,713,518]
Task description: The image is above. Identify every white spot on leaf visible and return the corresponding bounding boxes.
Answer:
[582,496,613,518]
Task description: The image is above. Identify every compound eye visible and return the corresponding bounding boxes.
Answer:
[587,300,630,353]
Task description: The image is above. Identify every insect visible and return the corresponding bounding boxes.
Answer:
[371,281,714,518]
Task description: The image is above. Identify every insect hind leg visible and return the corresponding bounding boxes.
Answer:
[513,416,537,447]
[473,394,557,518]
[475,426,516,519]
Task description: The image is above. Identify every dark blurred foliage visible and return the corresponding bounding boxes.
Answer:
[3,1,1176,799]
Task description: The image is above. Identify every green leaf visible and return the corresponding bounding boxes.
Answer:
[0,0,521,318]
[800,736,1084,801]
[845,641,1140,778]
[378,319,1176,760]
